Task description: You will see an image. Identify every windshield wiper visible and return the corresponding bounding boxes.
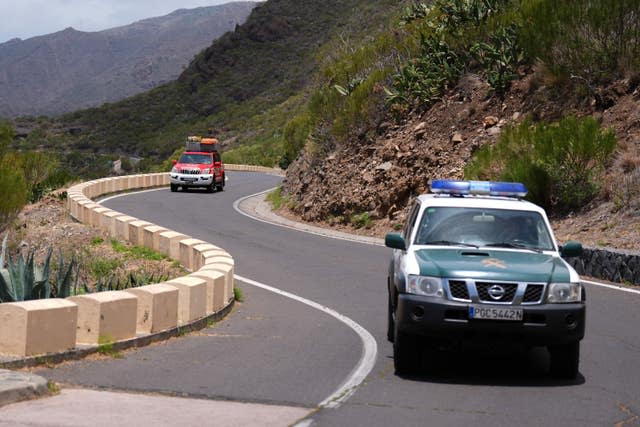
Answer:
[423,240,479,248]
[484,242,542,253]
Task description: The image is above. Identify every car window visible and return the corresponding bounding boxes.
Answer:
[413,207,554,251]
[402,201,421,241]
[179,154,212,164]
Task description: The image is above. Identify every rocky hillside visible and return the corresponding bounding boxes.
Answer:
[0,2,256,118]
[282,70,640,251]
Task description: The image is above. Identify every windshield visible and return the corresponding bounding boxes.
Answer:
[414,207,555,251]
[178,154,212,164]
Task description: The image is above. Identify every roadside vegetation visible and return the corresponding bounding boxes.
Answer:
[4,0,640,229]
[0,122,76,231]
[0,232,183,303]
[280,0,639,218]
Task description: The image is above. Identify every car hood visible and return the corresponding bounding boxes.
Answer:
[415,248,571,283]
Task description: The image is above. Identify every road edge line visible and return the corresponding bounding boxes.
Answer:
[234,274,378,410]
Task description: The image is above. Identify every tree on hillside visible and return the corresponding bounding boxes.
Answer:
[0,123,27,230]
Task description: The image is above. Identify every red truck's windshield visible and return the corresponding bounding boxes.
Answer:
[178,153,212,164]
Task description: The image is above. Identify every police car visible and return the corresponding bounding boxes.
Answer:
[385,180,585,378]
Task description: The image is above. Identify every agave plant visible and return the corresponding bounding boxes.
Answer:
[0,234,76,302]
[93,271,168,293]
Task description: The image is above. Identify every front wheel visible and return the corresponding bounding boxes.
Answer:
[170,184,178,192]
[549,342,580,379]
[216,177,225,192]
[387,293,395,342]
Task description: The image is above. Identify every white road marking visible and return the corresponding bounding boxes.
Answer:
[98,187,164,204]
[582,279,640,295]
[234,275,378,410]
[233,188,384,246]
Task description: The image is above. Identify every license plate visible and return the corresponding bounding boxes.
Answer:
[468,305,523,321]
[182,178,197,182]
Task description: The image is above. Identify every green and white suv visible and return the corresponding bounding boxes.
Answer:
[385,180,585,378]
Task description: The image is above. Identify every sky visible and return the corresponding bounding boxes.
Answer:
[0,0,239,44]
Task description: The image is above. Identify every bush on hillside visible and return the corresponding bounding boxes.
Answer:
[518,0,640,82]
[465,116,617,213]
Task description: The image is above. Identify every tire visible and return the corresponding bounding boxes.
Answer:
[206,183,214,193]
[393,320,420,375]
[170,184,178,192]
[387,292,395,342]
[216,175,225,192]
[549,342,580,379]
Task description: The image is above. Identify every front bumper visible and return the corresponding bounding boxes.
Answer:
[396,293,585,347]
[170,173,214,186]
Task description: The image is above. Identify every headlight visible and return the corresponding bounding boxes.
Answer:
[407,275,444,298]
[171,167,178,173]
[547,283,582,303]
[203,168,211,174]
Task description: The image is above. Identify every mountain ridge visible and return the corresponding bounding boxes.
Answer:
[0,2,257,118]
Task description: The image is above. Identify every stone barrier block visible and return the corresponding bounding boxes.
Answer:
[192,244,222,270]
[125,284,179,334]
[164,277,207,324]
[102,211,123,236]
[179,238,207,271]
[115,215,138,240]
[159,173,170,186]
[90,207,112,228]
[128,220,153,246]
[189,270,226,313]
[158,231,189,260]
[143,225,169,251]
[69,292,138,345]
[0,299,77,357]
[198,263,234,304]
[80,203,101,224]
[113,177,126,192]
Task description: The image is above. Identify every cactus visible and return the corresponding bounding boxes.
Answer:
[0,234,76,302]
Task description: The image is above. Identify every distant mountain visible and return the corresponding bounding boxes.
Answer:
[0,2,257,118]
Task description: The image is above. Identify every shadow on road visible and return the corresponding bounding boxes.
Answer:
[391,346,586,387]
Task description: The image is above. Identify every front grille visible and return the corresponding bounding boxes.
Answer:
[476,282,517,303]
[448,280,469,300]
[523,284,544,303]
[444,278,545,305]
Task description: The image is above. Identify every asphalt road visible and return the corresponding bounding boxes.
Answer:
[35,172,640,426]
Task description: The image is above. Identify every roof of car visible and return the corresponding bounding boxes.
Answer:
[416,193,546,215]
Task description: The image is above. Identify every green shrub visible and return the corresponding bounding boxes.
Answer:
[266,187,288,210]
[350,212,373,229]
[470,24,523,94]
[465,116,616,213]
[0,156,27,230]
[518,0,640,81]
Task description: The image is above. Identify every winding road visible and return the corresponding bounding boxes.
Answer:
[6,171,640,426]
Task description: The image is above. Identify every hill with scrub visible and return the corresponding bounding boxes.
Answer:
[6,0,640,252]
[13,0,401,176]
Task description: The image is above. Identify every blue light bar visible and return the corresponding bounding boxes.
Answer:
[430,180,528,198]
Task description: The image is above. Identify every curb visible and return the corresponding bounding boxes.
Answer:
[0,301,234,370]
[0,370,49,408]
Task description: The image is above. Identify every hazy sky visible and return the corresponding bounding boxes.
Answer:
[0,0,240,43]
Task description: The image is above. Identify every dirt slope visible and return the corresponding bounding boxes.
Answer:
[282,70,640,251]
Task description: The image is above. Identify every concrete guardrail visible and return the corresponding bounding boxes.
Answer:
[0,165,282,362]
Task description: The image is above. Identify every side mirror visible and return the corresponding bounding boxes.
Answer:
[385,233,406,251]
[172,159,177,165]
[560,241,583,258]
[214,162,222,168]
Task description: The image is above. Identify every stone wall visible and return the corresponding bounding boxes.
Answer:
[566,247,640,285]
